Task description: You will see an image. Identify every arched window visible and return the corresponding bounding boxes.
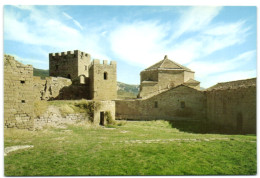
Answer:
[104,72,108,80]
[80,75,85,84]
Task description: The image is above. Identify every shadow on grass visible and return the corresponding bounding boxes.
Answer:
[168,120,249,135]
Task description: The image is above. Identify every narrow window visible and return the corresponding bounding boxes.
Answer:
[181,101,185,108]
[85,66,88,71]
[20,80,25,84]
[104,72,108,80]
[55,65,58,70]
[21,100,25,103]
[155,101,158,108]
[67,74,71,79]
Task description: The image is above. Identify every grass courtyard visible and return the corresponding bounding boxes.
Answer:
[4,120,256,176]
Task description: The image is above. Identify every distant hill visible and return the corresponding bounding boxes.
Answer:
[33,68,49,79]
[117,82,139,99]
[32,68,139,99]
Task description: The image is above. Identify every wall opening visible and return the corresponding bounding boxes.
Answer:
[181,101,185,108]
[80,76,85,84]
[154,101,158,108]
[55,65,59,70]
[85,65,88,71]
[100,112,105,126]
[20,80,25,84]
[21,100,25,103]
[67,74,71,79]
[104,72,108,80]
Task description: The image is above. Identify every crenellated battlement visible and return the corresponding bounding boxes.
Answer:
[91,59,117,66]
[49,50,90,58]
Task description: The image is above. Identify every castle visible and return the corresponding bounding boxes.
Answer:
[4,50,256,134]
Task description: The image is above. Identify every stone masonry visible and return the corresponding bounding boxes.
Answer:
[4,55,34,130]
[89,59,117,100]
[49,50,91,81]
[138,55,200,98]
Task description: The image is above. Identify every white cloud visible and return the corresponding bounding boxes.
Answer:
[62,12,84,30]
[171,6,222,39]
[109,21,169,67]
[188,50,256,78]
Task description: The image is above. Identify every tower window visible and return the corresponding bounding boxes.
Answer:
[104,72,108,80]
[55,65,58,70]
[181,101,185,108]
[20,80,25,84]
[85,66,88,71]
[67,74,71,79]
[155,101,158,108]
[21,100,25,103]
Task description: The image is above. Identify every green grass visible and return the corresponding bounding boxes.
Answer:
[4,120,256,176]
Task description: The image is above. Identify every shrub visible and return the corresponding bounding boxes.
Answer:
[105,111,115,125]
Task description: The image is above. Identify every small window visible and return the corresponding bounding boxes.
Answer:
[155,101,158,108]
[21,100,25,103]
[67,74,71,79]
[104,72,108,80]
[85,66,88,71]
[55,65,58,70]
[20,80,25,84]
[181,101,185,108]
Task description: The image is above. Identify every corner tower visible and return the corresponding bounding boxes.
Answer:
[49,50,91,81]
[89,59,117,100]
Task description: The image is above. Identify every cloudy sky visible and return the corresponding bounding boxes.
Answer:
[4,5,256,88]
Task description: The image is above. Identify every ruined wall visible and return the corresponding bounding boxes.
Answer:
[33,76,72,100]
[34,105,88,130]
[116,85,206,121]
[49,50,91,80]
[4,55,34,130]
[89,59,117,100]
[33,76,89,100]
[206,85,256,134]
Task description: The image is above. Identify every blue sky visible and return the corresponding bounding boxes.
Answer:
[4,5,256,88]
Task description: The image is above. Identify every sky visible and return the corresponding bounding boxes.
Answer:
[3,5,257,88]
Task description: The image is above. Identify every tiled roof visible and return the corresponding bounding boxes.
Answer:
[145,55,192,72]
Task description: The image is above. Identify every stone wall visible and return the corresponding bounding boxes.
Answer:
[89,59,117,100]
[4,55,34,130]
[206,83,256,134]
[116,85,207,121]
[33,76,90,101]
[34,105,88,130]
[49,50,91,80]
[184,71,195,82]
[94,101,116,125]
[139,70,186,98]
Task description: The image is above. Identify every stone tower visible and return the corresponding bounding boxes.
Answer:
[49,50,91,82]
[138,55,200,98]
[89,59,117,100]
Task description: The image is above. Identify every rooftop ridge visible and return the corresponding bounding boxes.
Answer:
[144,55,192,72]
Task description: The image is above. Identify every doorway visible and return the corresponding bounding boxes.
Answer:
[100,112,105,126]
